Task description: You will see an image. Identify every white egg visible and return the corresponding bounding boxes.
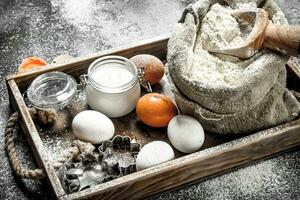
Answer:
[167,115,205,153]
[72,110,114,144]
[136,141,175,171]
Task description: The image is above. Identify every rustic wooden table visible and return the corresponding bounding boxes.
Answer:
[0,0,299,199]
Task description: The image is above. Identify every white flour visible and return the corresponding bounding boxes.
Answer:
[190,48,245,87]
[188,3,250,87]
[200,4,244,50]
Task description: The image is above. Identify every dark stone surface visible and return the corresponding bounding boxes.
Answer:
[0,0,299,199]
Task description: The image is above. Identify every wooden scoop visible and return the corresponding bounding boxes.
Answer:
[208,8,300,59]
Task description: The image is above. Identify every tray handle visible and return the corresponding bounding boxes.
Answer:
[5,107,97,180]
[5,111,46,180]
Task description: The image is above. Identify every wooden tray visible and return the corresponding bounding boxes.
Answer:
[6,34,300,200]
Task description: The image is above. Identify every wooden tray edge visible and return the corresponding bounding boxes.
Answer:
[62,118,300,200]
[7,79,66,197]
[5,34,170,82]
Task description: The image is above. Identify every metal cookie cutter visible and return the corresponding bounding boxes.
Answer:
[60,135,141,193]
[99,135,141,176]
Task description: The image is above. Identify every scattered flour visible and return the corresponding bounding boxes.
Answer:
[188,3,251,87]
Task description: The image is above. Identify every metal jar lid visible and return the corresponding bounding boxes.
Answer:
[27,71,77,109]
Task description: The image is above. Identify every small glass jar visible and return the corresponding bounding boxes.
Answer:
[27,71,86,132]
[27,71,77,109]
[84,56,141,118]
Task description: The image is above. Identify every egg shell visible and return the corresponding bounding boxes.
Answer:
[72,110,115,144]
[136,141,175,171]
[130,54,164,85]
[167,115,205,153]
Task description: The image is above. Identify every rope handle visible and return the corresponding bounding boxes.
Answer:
[5,108,95,180]
[5,111,45,180]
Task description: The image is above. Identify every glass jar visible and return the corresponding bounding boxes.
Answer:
[84,56,141,118]
[27,71,87,132]
[27,71,77,109]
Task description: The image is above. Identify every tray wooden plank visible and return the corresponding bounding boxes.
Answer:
[6,34,170,91]
[6,36,300,200]
[64,119,300,200]
[7,79,65,198]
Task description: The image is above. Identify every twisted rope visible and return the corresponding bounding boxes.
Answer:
[52,140,95,171]
[5,108,94,180]
[291,90,300,102]
[5,111,45,180]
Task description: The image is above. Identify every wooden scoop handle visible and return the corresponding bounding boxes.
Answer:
[263,23,300,57]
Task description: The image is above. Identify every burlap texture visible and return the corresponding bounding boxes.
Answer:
[167,0,300,134]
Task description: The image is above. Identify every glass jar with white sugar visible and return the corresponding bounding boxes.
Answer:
[84,56,141,117]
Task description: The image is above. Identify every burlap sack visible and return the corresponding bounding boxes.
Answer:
[167,0,300,134]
